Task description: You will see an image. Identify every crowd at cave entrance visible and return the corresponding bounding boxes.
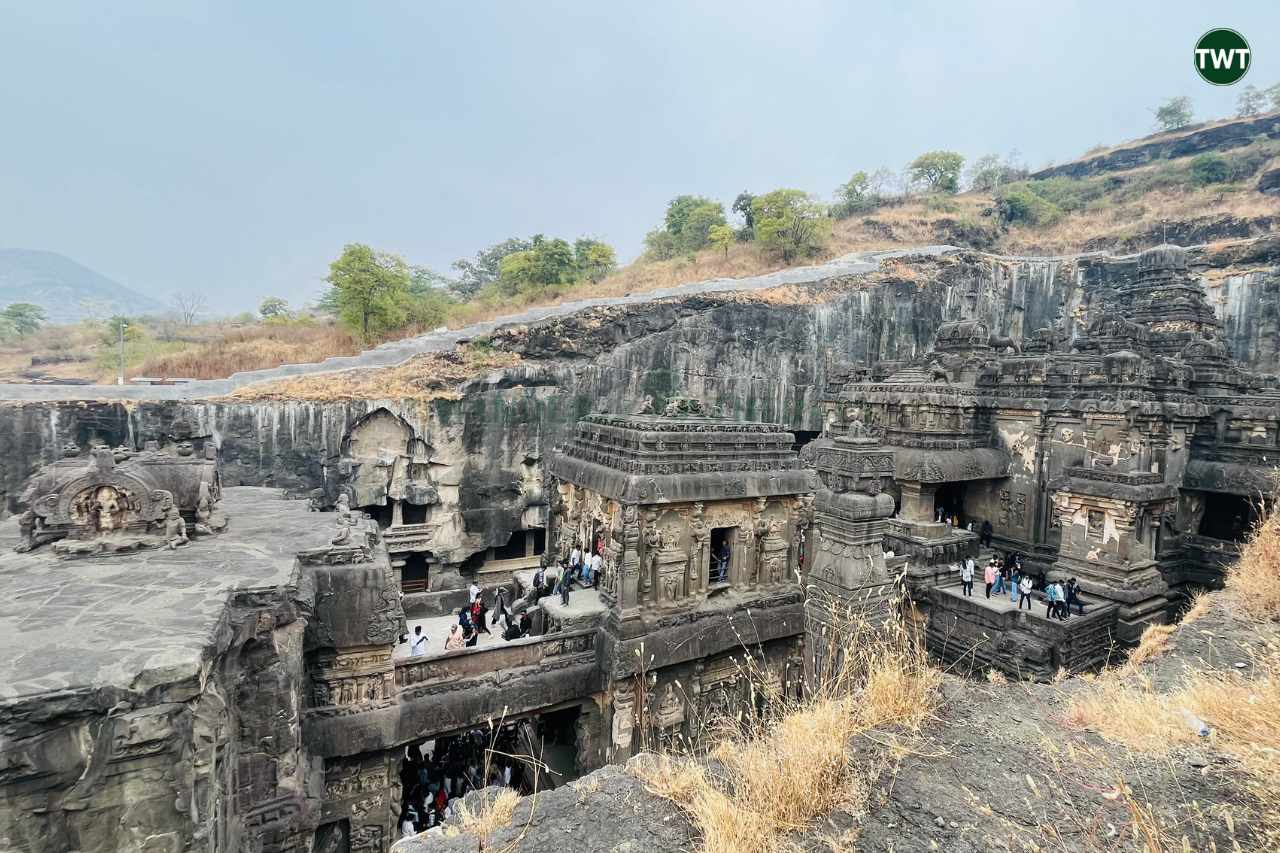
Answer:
[1,244,1278,852]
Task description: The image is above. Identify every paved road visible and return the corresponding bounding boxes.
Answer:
[0,246,961,402]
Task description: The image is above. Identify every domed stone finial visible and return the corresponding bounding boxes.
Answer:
[1137,243,1188,273]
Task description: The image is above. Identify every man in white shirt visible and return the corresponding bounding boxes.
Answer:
[589,551,603,588]
[569,544,582,574]
[410,625,428,657]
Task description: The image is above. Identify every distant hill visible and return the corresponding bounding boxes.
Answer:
[0,249,164,324]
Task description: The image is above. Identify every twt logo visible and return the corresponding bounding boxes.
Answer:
[1194,29,1250,85]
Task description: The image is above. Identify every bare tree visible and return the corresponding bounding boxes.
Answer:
[172,292,207,326]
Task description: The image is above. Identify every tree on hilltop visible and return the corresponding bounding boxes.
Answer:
[451,238,531,300]
[1237,85,1267,117]
[752,189,831,263]
[907,151,965,194]
[1154,96,1194,132]
[325,244,412,340]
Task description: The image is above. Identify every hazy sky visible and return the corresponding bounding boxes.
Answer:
[2,2,1277,312]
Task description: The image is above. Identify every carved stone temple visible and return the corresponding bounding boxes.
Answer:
[817,245,1280,678]
[1,244,1277,852]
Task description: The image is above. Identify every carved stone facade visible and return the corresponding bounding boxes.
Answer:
[547,406,814,762]
[822,244,1280,662]
[15,440,226,555]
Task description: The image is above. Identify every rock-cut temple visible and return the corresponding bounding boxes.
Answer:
[0,244,1276,852]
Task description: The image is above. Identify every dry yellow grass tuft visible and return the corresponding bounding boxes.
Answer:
[442,786,520,845]
[1225,482,1280,620]
[634,595,939,853]
[227,347,521,402]
[1122,622,1179,672]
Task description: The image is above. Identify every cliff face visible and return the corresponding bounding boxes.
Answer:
[1,242,1276,567]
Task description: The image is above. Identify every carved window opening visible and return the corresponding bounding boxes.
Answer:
[402,502,428,525]
[1198,493,1264,543]
[709,527,733,587]
[359,501,393,529]
[494,531,528,561]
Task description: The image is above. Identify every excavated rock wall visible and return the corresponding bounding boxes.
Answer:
[1,246,1276,569]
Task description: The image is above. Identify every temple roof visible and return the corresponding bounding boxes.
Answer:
[548,412,816,503]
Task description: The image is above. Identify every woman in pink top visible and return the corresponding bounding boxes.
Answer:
[983,561,997,599]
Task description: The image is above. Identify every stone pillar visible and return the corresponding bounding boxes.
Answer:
[620,504,641,615]
[391,498,403,526]
[899,481,937,523]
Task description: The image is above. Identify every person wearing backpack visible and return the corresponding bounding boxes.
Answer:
[1018,574,1033,610]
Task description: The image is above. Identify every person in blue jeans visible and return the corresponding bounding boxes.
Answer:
[1009,569,1021,604]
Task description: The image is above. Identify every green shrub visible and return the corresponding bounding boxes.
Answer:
[1190,153,1231,186]
[995,185,1063,226]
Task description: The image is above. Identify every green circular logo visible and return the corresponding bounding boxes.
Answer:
[1194,29,1251,85]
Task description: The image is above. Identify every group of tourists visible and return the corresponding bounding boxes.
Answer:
[547,541,603,605]
[404,582,533,656]
[397,729,527,838]
[956,550,1086,620]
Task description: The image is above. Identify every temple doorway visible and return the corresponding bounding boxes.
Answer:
[401,553,431,593]
[393,705,582,834]
[934,482,969,526]
[709,527,733,584]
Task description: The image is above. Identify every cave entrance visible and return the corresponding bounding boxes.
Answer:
[791,430,820,454]
[1198,493,1265,543]
[934,482,969,527]
[709,527,733,586]
[393,705,582,834]
[401,553,431,594]
[359,501,393,529]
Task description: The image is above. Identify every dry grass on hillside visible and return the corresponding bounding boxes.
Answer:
[227,347,521,402]
[134,322,360,380]
[1001,184,1279,255]
[1226,486,1280,621]
[634,596,940,853]
[1064,497,1280,850]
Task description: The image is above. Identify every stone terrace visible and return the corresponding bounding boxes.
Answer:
[0,487,330,702]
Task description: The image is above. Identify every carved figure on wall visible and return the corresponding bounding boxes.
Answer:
[642,519,659,592]
[656,682,685,729]
[612,683,636,749]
